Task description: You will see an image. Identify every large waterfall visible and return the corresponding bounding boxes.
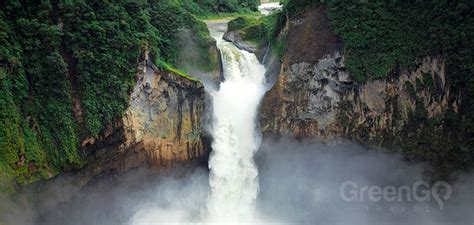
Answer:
[206,23,267,223]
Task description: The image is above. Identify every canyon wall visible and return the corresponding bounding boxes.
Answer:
[78,52,209,183]
[0,1,224,191]
[260,6,468,176]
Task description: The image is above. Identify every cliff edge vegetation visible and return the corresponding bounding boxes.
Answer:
[0,0,257,192]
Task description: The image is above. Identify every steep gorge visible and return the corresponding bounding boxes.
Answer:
[1,2,474,224]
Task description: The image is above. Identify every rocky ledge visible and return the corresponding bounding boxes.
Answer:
[78,51,210,185]
[223,30,258,53]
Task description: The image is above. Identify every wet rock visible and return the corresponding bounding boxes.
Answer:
[223,30,257,53]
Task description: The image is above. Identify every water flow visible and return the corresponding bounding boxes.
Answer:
[206,24,267,223]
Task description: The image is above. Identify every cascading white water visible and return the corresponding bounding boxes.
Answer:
[206,24,267,223]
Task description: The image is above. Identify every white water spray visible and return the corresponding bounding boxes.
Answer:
[206,24,267,223]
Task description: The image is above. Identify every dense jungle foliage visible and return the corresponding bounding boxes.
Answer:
[175,0,260,15]
[279,0,472,82]
[0,0,258,192]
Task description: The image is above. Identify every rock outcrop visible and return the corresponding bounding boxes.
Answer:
[223,30,258,53]
[260,6,460,145]
[261,5,342,138]
[79,51,209,183]
[222,29,268,62]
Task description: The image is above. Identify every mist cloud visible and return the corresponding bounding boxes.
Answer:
[2,137,474,225]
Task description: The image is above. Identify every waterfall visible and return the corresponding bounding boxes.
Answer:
[206,23,267,223]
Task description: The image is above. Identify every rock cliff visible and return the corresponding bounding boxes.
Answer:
[259,6,467,176]
[78,51,209,183]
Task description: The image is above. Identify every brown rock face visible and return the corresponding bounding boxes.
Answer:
[332,57,453,144]
[260,6,458,144]
[79,51,209,182]
[283,6,340,65]
[260,6,343,138]
[123,54,208,166]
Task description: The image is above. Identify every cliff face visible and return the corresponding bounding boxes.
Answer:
[262,53,451,140]
[0,0,265,190]
[78,52,209,182]
[261,6,343,138]
[260,6,466,175]
[0,0,220,191]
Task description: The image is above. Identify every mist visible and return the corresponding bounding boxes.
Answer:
[255,137,474,225]
[2,136,474,225]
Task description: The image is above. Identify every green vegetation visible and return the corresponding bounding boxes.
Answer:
[227,16,259,32]
[1,2,83,191]
[280,1,472,83]
[280,0,318,16]
[156,60,200,83]
[0,0,257,192]
[226,9,287,52]
[176,0,260,15]
[325,2,472,84]
[241,19,270,45]
[197,11,261,20]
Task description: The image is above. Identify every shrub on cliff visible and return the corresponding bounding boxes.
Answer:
[227,11,286,50]
[227,16,258,31]
[191,0,259,13]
